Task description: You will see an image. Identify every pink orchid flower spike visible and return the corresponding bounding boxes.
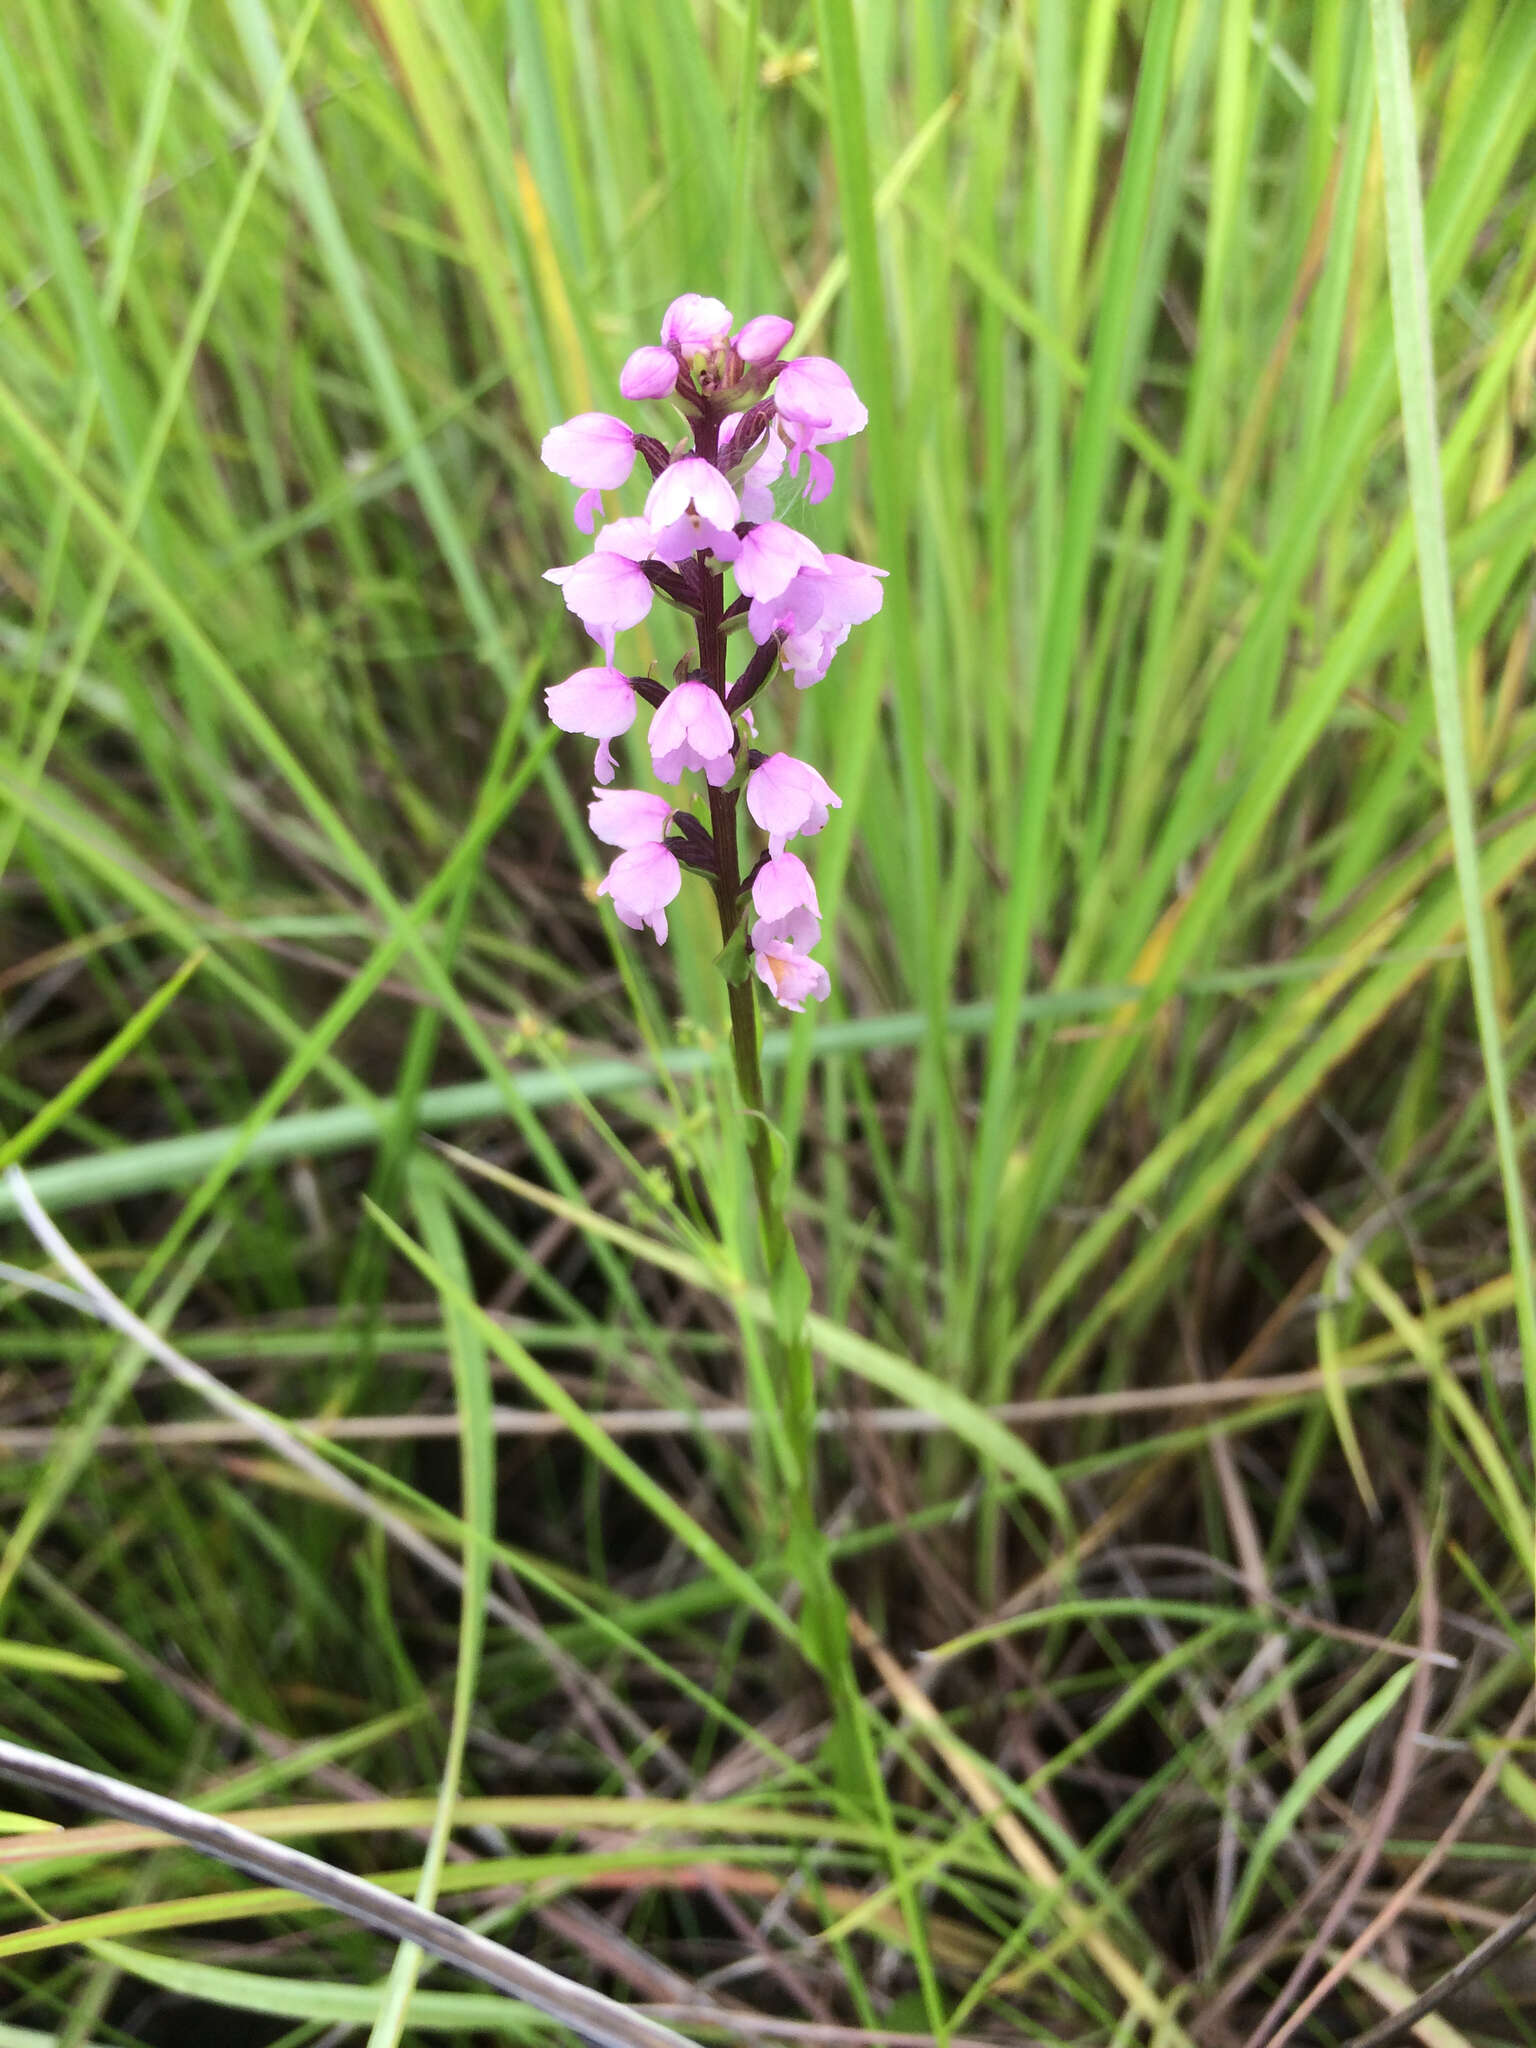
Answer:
[539,287,878,1011]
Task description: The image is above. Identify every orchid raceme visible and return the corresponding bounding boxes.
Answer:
[538,292,881,1010]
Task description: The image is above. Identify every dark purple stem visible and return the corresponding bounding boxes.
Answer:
[693,407,782,1242]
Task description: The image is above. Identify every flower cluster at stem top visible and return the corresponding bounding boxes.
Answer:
[539,292,884,1012]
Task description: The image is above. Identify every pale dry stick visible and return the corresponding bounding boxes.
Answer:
[538,1897,722,2011]
[2,1166,689,1788]
[1340,1895,1536,2048]
[0,1351,1521,1455]
[641,2020,1046,2048]
[847,1610,1199,2048]
[0,1738,700,2048]
[1355,1884,1524,1932]
[0,1261,104,1316]
[1261,1688,1536,2048]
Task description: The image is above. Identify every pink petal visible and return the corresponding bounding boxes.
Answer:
[746,753,840,856]
[598,843,681,943]
[661,293,733,349]
[545,666,637,783]
[752,940,830,1011]
[648,681,737,787]
[644,457,740,534]
[540,413,637,490]
[545,666,636,739]
[781,623,846,688]
[747,571,826,646]
[733,314,795,363]
[751,906,821,952]
[774,358,868,439]
[544,553,653,656]
[587,788,675,848]
[649,514,740,566]
[752,851,819,922]
[734,522,824,602]
[619,345,680,399]
[594,516,655,561]
[802,447,836,503]
[738,473,777,525]
[816,553,888,625]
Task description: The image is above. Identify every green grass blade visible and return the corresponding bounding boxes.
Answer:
[1368,0,1536,1402]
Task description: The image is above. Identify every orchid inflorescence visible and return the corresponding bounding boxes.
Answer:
[540,292,884,1012]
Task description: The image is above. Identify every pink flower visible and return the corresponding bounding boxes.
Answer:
[775,358,868,442]
[543,552,653,660]
[598,843,681,943]
[662,293,733,351]
[646,458,743,565]
[645,457,739,532]
[752,850,819,923]
[753,939,830,1012]
[746,753,841,856]
[537,305,878,1000]
[588,787,674,847]
[541,412,637,487]
[541,413,638,531]
[544,667,636,784]
[619,346,679,400]
[734,521,824,602]
[733,314,794,364]
[649,681,737,786]
[752,552,886,684]
[774,358,867,503]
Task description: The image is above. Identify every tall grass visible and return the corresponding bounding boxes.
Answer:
[2,0,1535,2041]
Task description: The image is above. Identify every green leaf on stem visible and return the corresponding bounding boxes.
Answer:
[770,1238,813,1355]
[715,922,751,984]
